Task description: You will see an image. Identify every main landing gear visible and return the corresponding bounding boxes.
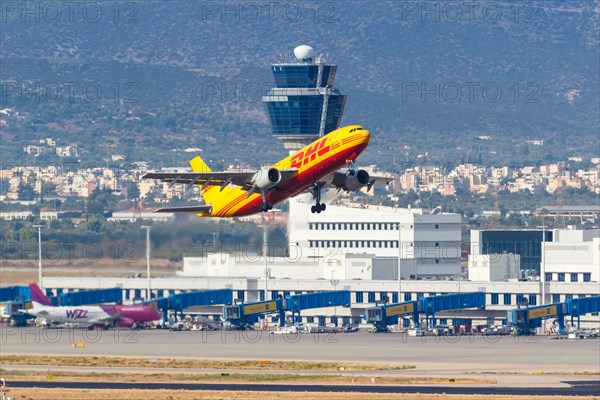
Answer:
[310,183,326,214]
[259,191,273,212]
[259,202,273,212]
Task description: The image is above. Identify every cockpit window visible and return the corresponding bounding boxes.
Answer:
[349,127,363,133]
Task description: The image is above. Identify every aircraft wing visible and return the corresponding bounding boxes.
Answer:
[142,169,298,191]
[89,315,118,324]
[154,205,213,213]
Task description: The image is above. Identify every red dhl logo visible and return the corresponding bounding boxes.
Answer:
[290,138,330,169]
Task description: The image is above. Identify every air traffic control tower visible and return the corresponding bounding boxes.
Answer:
[262,45,347,150]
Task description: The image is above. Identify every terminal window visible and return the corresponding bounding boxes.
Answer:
[368,292,376,302]
[565,294,573,300]
[491,293,499,305]
[571,273,578,282]
[404,293,412,301]
[528,294,537,306]
[552,294,561,303]
[584,273,591,282]
[558,273,565,282]
[503,293,512,305]
[392,293,398,303]
[355,292,364,303]
[545,272,552,281]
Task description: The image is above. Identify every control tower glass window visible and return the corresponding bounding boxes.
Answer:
[272,65,337,88]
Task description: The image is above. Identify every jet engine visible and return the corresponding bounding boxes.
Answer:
[116,317,135,328]
[344,170,370,192]
[254,168,281,190]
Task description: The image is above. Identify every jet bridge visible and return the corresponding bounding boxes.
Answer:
[365,301,419,332]
[143,289,233,324]
[223,291,351,327]
[0,286,30,302]
[507,303,565,335]
[365,292,486,332]
[55,288,123,306]
[1,286,123,307]
[422,291,486,328]
[566,295,600,329]
[508,296,600,335]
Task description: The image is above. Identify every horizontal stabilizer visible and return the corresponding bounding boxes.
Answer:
[154,205,212,213]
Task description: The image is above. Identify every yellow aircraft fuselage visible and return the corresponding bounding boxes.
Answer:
[198,125,371,217]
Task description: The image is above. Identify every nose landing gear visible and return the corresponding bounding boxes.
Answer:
[311,203,326,213]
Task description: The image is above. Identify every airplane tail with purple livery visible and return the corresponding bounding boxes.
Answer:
[29,283,52,307]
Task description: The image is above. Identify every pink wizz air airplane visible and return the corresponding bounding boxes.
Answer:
[27,284,162,328]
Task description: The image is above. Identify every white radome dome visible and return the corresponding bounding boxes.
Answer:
[294,45,315,60]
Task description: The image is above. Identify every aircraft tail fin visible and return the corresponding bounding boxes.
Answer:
[190,155,221,208]
[29,283,52,307]
[190,156,211,173]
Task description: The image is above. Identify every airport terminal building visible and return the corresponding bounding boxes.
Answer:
[43,226,600,329]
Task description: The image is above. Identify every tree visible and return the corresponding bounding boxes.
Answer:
[41,182,57,196]
[17,183,36,201]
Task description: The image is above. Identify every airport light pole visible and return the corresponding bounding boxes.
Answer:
[141,225,151,300]
[262,224,268,301]
[397,221,402,302]
[33,224,43,289]
[541,217,546,305]
[330,272,339,326]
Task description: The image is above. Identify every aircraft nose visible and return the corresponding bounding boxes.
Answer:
[360,129,371,143]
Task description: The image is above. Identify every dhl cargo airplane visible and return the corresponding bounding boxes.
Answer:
[142,125,391,217]
[26,284,162,328]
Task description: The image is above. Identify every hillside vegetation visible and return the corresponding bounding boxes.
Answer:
[1,1,598,169]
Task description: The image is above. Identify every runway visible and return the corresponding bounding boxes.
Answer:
[2,325,599,396]
[7,379,600,396]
